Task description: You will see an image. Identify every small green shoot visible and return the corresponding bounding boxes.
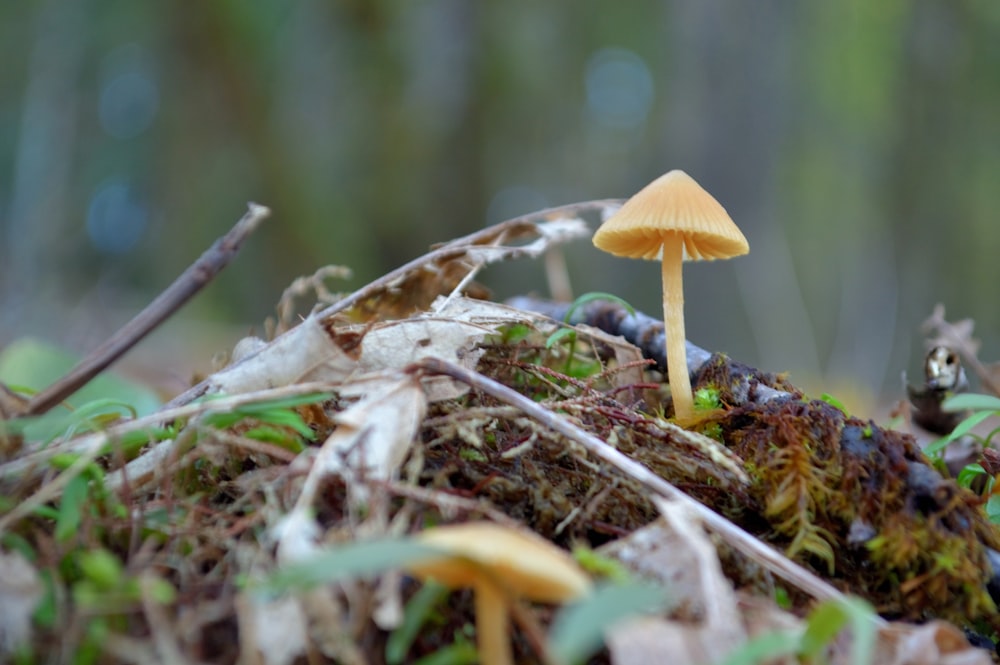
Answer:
[924,392,1000,461]
[78,549,125,591]
[543,292,636,378]
[55,474,90,543]
[571,545,632,584]
[943,393,1000,412]
[987,495,1000,524]
[410,641,478,665]
[201,392,327,440]
[562,292,636,324]
[544,327,600,378]
[499,322,532,345]
[458,448,487,462]
[773,585,792,610]
[72,549,176,613]
[819,393,848,416]
[957,463,991,493]
[544,327,577,350]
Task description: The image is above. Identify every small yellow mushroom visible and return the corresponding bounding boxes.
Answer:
[406,522,592,665]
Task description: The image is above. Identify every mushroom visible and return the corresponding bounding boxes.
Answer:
[592,170,749,424]
[405,522,592,665]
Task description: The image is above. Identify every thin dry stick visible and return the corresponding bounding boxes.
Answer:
[412,356,874,618]
[25,202,271,417]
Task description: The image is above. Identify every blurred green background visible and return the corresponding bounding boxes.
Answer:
[2,1,999,411]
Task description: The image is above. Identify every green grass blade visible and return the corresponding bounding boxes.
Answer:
[55,474,90,543]
[547,582,670,665]
[258,538,438,593]
[942,393,1000,412]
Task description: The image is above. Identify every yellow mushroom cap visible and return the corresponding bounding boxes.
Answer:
[592,170,749,261]
[407,522,591,603]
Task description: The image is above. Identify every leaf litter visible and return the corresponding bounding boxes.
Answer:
[0,201,998,664]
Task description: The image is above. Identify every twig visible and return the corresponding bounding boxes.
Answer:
[411,356,867,613]
[24,203,271,417]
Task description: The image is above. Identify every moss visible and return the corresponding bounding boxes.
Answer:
[706,387,1000,625]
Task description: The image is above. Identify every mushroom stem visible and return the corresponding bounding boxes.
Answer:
[661,234,694,423]
[474,579,513,665]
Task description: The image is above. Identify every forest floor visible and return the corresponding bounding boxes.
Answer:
[2,203,999,665]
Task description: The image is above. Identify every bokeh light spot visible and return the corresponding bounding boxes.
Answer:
[584,48,654,129]
[98,45,159,139]
[86,180,148,254]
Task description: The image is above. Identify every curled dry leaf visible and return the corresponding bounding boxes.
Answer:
[316,211,599,324]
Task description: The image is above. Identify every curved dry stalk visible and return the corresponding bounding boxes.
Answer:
[313,199,622,321]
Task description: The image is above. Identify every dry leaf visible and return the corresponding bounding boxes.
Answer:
[461,217,589,264]
[321,374,427,484]
[922,304,980,356]
[356,319,488,401]
[873,621,992,665]
[602,500,746,665]
[606,617,713,665]
[212,315,358,395]
[355,296,543,400]
[273,373,428,578]
[236,592,308,665]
